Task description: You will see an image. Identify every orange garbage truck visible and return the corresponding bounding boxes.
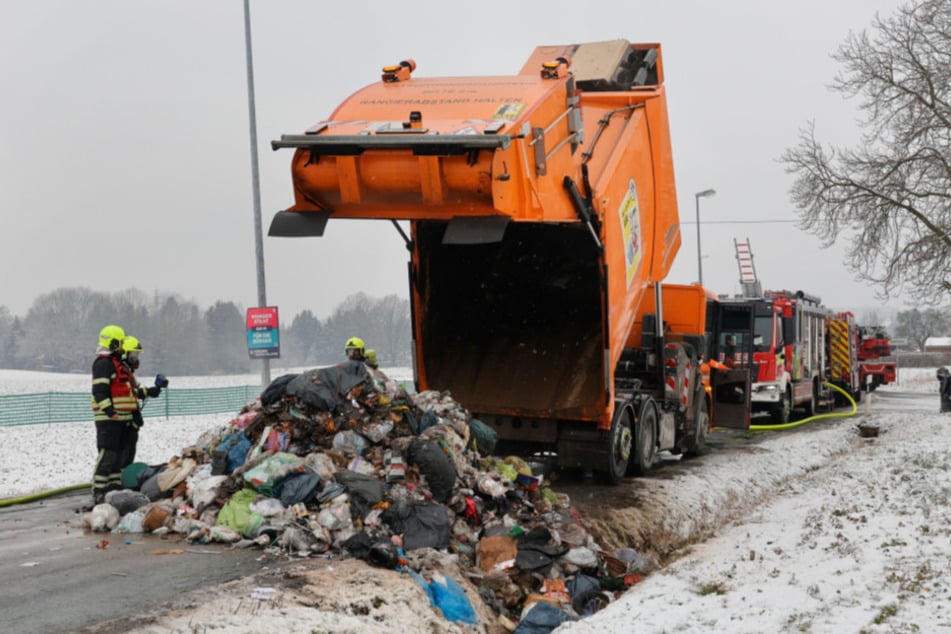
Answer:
[270,40,751,483]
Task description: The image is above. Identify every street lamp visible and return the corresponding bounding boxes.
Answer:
[694,188,716,285]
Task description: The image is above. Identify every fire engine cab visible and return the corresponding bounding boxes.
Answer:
[722,290,830,424]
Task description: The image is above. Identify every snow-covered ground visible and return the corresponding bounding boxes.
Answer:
[557,368,951,634]
[3,367,949,634]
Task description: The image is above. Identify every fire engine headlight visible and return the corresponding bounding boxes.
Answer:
[754,384,779,394]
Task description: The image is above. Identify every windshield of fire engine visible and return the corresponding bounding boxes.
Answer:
[753,315,774,352]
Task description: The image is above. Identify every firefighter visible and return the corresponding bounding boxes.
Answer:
[365,348,379,370]
[345,337,367,362]
[89,324,135,505]
[118,336,167,471]
[938,367,951,413]
[722,335,737,368]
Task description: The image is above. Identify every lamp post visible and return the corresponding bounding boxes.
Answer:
[694,189,716,285]
[243,0,270,386]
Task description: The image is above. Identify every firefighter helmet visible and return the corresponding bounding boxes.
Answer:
[98,325,126,351]
[122,336,142,353]
[365,349,379,369]
[345,337,365,352]
[122,336,143,369]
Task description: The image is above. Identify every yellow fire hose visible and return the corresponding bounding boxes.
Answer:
[747,381,858,431]
[0,482,90,508]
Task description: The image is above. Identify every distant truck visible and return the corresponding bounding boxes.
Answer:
[857,325,897,391]
[269,40,751,483]
[719,291,896,424]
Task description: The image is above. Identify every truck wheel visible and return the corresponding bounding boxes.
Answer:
[596,406,633,485]
[803,383,817,417]
[685,394,708,457]
[771,389,791,424]
[628,401,657,476]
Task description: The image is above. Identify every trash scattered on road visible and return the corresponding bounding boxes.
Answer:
[250,586,278,601]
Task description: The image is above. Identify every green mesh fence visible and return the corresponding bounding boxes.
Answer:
[0,386,260,427]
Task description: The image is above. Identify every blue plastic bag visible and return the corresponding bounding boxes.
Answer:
[217,431,252,474]
[409,571,478,625]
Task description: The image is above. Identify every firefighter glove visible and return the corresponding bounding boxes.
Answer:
[104,406,118,419]
[155,374,169,388]
[147,386,161,398]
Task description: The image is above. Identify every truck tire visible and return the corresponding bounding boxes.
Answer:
[684,394,709,457]
[802,382,817,418]
[771,389,791,424]
[628,400,657,477]
[596,406,633,485]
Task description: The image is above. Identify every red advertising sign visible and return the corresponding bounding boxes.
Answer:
[246,306,280,359]
[246,306,279,329]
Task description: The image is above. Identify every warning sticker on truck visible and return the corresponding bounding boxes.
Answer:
[493,103,525,121]
[619,178,642,287]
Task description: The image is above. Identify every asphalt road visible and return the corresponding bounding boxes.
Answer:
[0,491,268,634]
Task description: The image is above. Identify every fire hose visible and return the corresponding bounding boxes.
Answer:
[747,381,858,431]
[0,482,89,508]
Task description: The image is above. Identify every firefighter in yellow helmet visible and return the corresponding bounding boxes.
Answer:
[345,337,367,362]
[365,349,379,370]
[89,325,130,505]
[117,336,167,473]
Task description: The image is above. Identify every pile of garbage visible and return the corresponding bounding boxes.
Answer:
[83,361,650,631]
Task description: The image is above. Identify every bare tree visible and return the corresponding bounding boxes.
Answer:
[374,294,412,365]
[893,307,951,350]
[782,0,951,303]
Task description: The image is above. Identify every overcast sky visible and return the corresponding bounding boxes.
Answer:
[0,0,909,323]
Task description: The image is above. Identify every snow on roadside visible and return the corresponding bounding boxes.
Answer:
[0,414,229,498]
[556,406,951,633]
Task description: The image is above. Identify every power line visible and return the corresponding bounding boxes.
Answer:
[683,219,798,225]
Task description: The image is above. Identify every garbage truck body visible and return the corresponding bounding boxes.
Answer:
[271,40,751,482]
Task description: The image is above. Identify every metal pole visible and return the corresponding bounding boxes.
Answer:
[693,189,716,286]
[243,0,270,386]
[694,193,703,285]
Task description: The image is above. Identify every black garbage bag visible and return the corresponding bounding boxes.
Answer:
[515,527,567,576]
[406,439,457,502]
[333,470,383,520]
[342,525,393,562]
[381,500,450,551]
[272,471,321,506]
[261,373,299,407]
[286,361,373,412]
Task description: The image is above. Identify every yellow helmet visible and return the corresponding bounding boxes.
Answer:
[345,337,365,352]
[98,325,126,351]
[365,349,378,368]
[121,336,142,353]
[122,336,142,369]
